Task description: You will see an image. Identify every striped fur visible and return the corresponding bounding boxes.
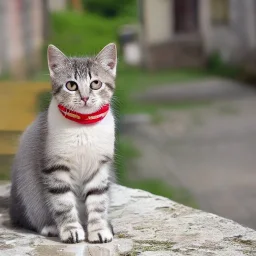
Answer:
[10,43,117,244]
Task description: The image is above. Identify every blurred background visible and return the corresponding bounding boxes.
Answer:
[1,0,256,230]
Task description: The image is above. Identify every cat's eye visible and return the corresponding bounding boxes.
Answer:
[90,80,102,90]
[66,81,78,91]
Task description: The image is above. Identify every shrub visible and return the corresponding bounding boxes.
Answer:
[83,0,135,17]
[207,51,240,79]
[207,51,223,71]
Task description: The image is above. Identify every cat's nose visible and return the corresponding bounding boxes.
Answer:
[82,97,89,103]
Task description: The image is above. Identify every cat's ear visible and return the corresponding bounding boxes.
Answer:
[47,44,70,76]
[95,43,117,77]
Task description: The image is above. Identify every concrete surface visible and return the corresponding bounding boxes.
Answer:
[1,183,256,255]
[135,78,256,103]
[124,96,256,230]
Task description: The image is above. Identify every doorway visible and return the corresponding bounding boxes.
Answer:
[174,0,199,33]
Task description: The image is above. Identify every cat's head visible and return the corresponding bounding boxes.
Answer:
[47,43,117,114]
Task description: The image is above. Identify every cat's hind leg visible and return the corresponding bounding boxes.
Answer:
[42,164,85,243]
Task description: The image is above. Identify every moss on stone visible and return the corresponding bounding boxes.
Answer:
[133,226,145,231]
[233,237,256,247]
[134,240,175,252]
[116,232,132,239]
[0,244,15,250]
[119,252,138,256]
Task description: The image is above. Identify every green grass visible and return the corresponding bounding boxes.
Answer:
[114,137,197,208]
[115,63,209,115]
[126,180,197,208]
[37,90,51,112]
[114,137,140,182]
[0,155,13,180]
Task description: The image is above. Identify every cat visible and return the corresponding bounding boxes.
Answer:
[9,43,117,244]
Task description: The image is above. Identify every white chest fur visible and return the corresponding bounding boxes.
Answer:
[47,100,115,180]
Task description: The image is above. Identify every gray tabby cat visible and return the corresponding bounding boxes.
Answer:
[10,43,117,244]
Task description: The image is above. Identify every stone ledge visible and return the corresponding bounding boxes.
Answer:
[1,183,256,255]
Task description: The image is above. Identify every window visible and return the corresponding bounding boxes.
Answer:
[211,0,229,25]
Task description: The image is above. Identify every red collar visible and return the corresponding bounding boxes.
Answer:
[58,104,110,125]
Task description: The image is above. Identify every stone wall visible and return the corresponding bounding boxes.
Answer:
[144,39,205,71]
[1,183,256,255]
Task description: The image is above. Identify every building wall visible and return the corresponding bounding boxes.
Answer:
[31,0,44,72]
[245,0,256,49]
[142,0,204,69]
[201,0,256,62]
[0,0,45,78]
[141,0,256,68]
[0,1,8,74]
[49,0,67,12]
[143,0,172,44]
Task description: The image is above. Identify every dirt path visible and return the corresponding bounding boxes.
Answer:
[124,93,256,229]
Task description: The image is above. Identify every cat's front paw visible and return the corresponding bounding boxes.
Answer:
[88,227,113,244]
[60,224,85,243]
[40,225,58,237]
